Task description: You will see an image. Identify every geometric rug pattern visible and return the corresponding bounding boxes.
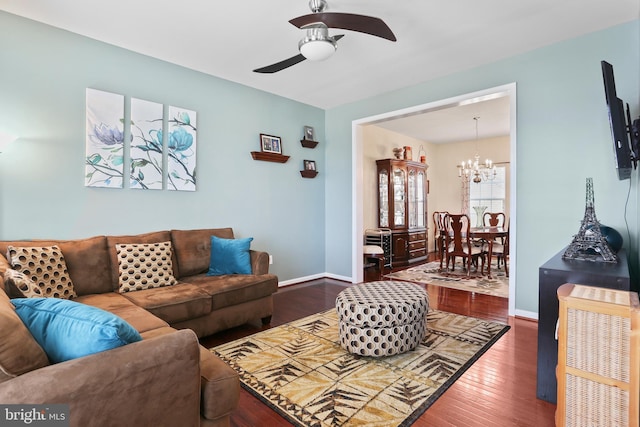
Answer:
[212,308,510,426]
[384,261,509,299]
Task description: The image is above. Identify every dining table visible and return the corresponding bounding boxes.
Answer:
[469,226,508,278]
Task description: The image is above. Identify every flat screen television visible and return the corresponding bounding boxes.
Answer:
[601,60,640,180]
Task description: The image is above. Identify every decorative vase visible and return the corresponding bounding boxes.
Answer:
[418,145,426,164]
[403,146,412,160]
[392,147,403,159]
[473,206,487,227]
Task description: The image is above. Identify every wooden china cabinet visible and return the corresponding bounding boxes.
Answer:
[376,159,428,268]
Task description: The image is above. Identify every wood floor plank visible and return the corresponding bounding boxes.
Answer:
[200,271,556,427]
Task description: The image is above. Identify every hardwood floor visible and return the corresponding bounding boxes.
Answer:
[201,267,556,426]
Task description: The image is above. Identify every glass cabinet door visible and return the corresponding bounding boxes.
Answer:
[392,168,405,228]
[408,169,416,228]
[416,170,425,228]
[376,159,426,232]
[378,169,389,227]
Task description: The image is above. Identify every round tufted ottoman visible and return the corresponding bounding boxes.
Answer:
[335,281,429,357]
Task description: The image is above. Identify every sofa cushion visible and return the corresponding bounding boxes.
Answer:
[0,289,49,382]
[207,236,253,276]
[181,273,279,311]
[0,252,10,277]
[107,231,175,292]
[12,298,142,363]
[170,228,235,278]
[74,293,169,334]
[115,242,178,293]
[0,236,111,297]
[122,283,212,324]
[3,269,42,298]
[7,245,77,299]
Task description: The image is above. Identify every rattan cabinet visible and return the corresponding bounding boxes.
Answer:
[537,247,630,403]
[556,283,640,427]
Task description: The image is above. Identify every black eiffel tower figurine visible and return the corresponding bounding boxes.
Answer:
[563,178,617,263]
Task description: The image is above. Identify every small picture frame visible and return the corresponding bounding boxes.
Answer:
[303,126,314,141]
[304,160,316,171]
[260,134,282,154]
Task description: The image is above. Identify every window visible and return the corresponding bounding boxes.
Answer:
[469,166,506,226]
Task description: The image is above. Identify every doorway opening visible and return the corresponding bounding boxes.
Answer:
[351,83,517,316]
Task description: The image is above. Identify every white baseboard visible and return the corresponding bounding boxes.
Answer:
[278,272,353,287]
[324,272,353,282]
[514,309,538,320]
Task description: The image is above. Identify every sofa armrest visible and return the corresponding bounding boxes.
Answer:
[250,250,270,275]
[0,329,201,427]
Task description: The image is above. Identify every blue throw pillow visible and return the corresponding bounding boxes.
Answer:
[207,236,253,276]
[12,298,142,363]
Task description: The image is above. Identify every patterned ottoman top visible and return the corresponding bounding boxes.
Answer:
[336,281,429,328]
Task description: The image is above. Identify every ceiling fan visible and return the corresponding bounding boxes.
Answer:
[253,0,396,74]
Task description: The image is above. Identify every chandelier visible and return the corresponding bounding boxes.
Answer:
[457,117,496,183]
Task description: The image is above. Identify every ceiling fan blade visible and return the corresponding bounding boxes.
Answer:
[253,53,307,73]
[290,13,396,42]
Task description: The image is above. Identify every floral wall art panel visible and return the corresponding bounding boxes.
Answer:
[130,98,164,190]
[167,106,197,191]
[85,88,125,188]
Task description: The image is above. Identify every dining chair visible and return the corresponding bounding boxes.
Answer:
[363,245,385,281]
[444,213,485,276]
[485,219,509,276]
[482,211,506,261]
[433,211,449,270]
[483,212,506,227]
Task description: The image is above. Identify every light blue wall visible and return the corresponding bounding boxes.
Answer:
[1,11,638,314]
[0,12,326,282]
[325,20,640,313]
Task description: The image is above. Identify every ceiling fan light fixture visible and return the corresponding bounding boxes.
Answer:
[299,39,336,61]
[298,26,336,61]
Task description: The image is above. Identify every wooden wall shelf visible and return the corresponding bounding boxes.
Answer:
[300,170,318,178]
[251,151,290,163]
[300,139,318,149]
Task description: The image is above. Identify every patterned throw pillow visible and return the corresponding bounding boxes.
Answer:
[116,241,178,293]
[7,246,77,299]
[3,269,43,298]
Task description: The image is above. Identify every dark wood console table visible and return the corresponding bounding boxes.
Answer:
[537,246,631,403]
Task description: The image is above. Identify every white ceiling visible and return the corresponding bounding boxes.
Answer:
[3,1,630,288]
[1,0,637,113]
[373,94,511,144]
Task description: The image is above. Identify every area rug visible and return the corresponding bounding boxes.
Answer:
[212,308,510,426]
[384,261,509,298]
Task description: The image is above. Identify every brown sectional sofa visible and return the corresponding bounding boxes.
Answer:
[0,227,279,427]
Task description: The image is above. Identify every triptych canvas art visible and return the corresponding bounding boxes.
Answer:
[85,88,197,191]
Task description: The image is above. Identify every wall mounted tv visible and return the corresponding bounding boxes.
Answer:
[601,60,640,181]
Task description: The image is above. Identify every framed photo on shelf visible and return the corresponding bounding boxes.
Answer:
[304,159,316,171]
[303,126,314,141]
[260,134,282,154]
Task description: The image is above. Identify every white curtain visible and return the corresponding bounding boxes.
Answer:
[461,176,470,216]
